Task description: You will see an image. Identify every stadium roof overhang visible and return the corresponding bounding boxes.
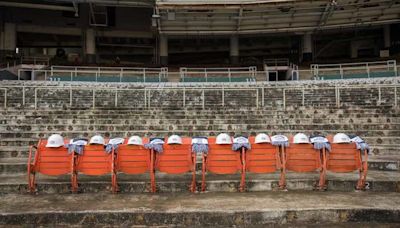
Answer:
[0,0,154,10]
[155,0,400,35]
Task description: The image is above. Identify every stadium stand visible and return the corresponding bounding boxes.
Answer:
[1,0,400,225]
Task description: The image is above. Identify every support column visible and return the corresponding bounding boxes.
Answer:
[350,41,358,59]
[0,23,17,60]
[302,33,313,62]
[381,24,391,57]
[230,35,239,64]
[159,35,168,65]
[85,28,96,64]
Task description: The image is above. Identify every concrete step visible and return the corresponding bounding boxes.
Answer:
[2,123,399,133]
[0,168,399,193]
[1,191,399,226]
[2,117,398,125]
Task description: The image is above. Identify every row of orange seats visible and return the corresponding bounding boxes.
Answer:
[27,133,368,193]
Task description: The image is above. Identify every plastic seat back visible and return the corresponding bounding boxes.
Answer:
[34,139,73,176]
[207,137,241,174]
[155,137,193,174]
[116,138,150,174]
[246,137,279,173]
[76,144,112,175]
[285,143,321,172]
[327,136,361,172]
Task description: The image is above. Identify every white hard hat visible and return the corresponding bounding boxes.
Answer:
[167,135,182,144]
[89,135,105,145]
[127,136,143,145]
[333,133,351,144]
[46,134,64,148]
[255,133,271,144]
[216,133,232,145]
[293,133,310,144]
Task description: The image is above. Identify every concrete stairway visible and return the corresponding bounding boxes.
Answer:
[0,78,399,226]
[1,192,400,226]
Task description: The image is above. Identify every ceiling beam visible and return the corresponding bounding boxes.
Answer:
[0,2,75,11]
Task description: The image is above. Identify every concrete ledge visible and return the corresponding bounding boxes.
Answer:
[1,171,399,194]
[0,192,399,226]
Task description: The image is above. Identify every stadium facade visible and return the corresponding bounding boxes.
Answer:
[0,0,399,66]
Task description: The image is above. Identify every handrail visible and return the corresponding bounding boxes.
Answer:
[1,81,398,110]
[0,88,6,109]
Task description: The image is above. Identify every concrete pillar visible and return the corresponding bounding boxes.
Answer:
[350,41,358,58]
[302,33,312,62]
[384,24,391,49]
[0,23,17,59]
[159,35,168,65]
[85,28,96,64]
[230,35,239,64]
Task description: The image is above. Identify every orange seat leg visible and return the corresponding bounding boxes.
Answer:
[201,155,207,192]
[190,154,197,192]
[278,146,287,190]
[150,149,156,193]
[239,148,246,192]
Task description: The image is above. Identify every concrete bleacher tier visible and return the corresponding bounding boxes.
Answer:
[0,77,399,226]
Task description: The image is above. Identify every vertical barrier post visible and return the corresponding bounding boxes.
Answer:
[143,68,146,83]
[34,88,37,109]
[222,87,225,106]
[283,89,286,109]
[394,87,398,107]
[228,69,231,82]
[183,88,186,107]
[115,90,118,107]
[378,86,382,105]
[70,72,73,81]
[302,88,305,106]
[261,86,264,107]
[340,66,344,79]
[69,87,73,107]
[148,90,151,108]
[256,89,259,108]
[22,86,25,106]
[3,89,7,109]
[202,89,205,109]
[144,88,147,108]
[336,87,341,108]
[92,89,96,109]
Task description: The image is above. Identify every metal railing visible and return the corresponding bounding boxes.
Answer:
[17,68,168,82]
[179,66,257,82]
[21,56,50,65]
[0,83,398,110]
[310,60,397,79]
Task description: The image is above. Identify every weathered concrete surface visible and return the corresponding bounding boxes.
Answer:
[1,170,399,194]
[0,192,399,226]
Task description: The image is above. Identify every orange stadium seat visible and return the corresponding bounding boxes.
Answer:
[285,136,325,190]
[27,139,77,193]
[75,143,115,192]
[327,135,368,190]
[202,137,244,192]
[154,137,196,192]
[246,136,285,189]
[114,138,151,193]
